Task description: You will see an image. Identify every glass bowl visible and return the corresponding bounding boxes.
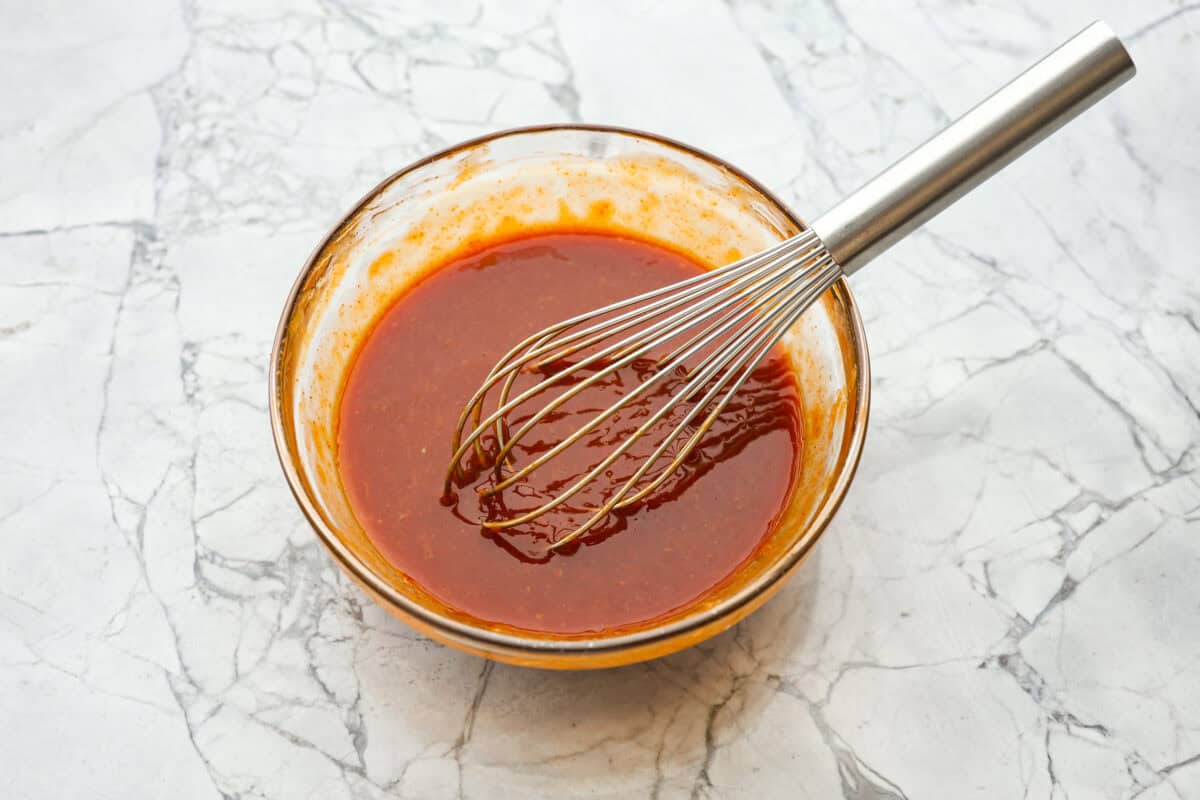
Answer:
[269,125,870,669]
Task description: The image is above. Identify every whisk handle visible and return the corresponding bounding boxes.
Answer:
[810,21,1135,275]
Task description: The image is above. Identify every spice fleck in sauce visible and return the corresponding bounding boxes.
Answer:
[337,232,802,634]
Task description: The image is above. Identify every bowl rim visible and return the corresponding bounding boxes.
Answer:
[268,123,871,660]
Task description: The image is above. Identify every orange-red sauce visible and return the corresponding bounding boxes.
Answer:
[337,232,802,634]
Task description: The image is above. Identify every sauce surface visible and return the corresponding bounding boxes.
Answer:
[337,232,802,634]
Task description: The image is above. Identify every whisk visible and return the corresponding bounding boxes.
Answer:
[446,22,1135,549]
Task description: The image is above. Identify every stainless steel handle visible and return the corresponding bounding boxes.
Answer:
[810,21,1135,275]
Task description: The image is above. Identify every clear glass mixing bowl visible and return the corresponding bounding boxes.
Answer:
[269,125,870,668]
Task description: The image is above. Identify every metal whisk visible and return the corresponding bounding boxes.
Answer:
[446,22,1134,549]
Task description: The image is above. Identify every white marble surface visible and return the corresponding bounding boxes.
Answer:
[2,1,1198,797]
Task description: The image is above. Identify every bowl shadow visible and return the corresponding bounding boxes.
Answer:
[374,547,824,793]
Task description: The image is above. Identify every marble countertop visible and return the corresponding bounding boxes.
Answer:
[3,1,1198,797]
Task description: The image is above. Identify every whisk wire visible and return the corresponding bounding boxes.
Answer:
[544,258,843,548]
[444,233,822,491]
[481,251,840,537]
[450,231,815,461]
[481,263,786,461]
[485,242,808,463]
[611,259,843,511]
[527,233,820,368]
[482,246,830,486]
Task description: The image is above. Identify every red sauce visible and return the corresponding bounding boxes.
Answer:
[337,232,802,635]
